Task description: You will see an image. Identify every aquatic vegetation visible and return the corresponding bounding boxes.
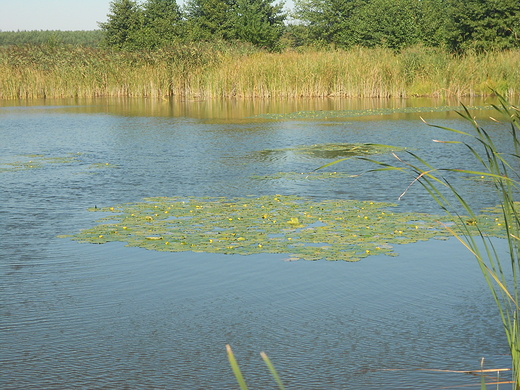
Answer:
[253,105,492,120]
[87,162,119,169]
[253,143,406,160]
[66,194,511,261]
[250,171,357,181]
[0,153,81,172]
[0,153,120,174]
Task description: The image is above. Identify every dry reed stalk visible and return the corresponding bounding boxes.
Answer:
[1,45,520,99]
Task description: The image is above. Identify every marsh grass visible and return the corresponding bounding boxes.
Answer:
[1,44,520,99]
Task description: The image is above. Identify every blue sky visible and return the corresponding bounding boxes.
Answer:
[0,0,293,32]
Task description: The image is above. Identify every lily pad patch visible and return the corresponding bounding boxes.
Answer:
[252,143,406,161]
[0,153,81,172]
[253,105,492,120]
[67,195,461,261]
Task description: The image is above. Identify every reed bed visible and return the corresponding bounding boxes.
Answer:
[1,44,520,99]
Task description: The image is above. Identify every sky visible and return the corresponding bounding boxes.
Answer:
[0,0,110,31]
[0,0,294,32]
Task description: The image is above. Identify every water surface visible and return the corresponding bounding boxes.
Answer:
[0,97,514,389]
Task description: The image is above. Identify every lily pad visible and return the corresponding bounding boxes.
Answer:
[0,153,80,172]
[251,171,358,181]
[253,105,492,120]
[253,142,405,161]
[66,195,466,261]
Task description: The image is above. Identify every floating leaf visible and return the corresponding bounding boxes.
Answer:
[61,195,445,261]
[253,105,492,120]
[63,195,514,261]
[252,143,406,161]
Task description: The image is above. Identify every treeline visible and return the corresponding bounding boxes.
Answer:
[292,0,520,52]
[0,30,103,47]
[98,0,520,52]
[1,0,519,52]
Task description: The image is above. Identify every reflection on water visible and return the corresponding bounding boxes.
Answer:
[0,97,515,389]
[0,95,513,121]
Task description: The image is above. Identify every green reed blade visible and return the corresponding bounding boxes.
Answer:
[226,344,249,390]
[260,352,286,390]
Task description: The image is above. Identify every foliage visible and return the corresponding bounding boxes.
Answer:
[417,0,447,48]
[293,0,444,50]
[351,0,422,50]
[183,0,237,41]
[292,0,518,52]
[233,0,286,49]
[292,0,366,48]
[98,0,143,49]
[2,0,518,52]
[99,0,184,49]
[139,0,183,48]
[445,0,520,52]
[184,0,286,49]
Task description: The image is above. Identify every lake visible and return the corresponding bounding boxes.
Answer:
[0,97,515,389]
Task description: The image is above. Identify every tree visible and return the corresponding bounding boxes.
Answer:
[141,0,183,46]
[184,0,237,41]
[184,0,286,48]
[294,0,446,50]
[233,0,286,49]
[293,0,366,48]
[351,0,423,50]
[446,0,520,52]
[98,0,143,49]
[417,0,447,48]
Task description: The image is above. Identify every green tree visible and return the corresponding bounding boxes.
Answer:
[446,0,520,52]
[139,0,183,48]
[293,0,366,48]
[98,0,143,49]
[233,0,286,49]
[418,0,447,48]
[352,0,423,50]
[184,0,286,48]
[184,0,237,41]
[294,0,447,50]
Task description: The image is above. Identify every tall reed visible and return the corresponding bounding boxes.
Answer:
[351,94,519,389]
[1,44,520,99]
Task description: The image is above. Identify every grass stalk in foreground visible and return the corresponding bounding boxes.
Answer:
[359,94,520,389]
[314,92,519,389]
[226,344,286,389]
[226,344,249,390]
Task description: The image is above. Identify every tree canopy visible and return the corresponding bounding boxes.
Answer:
[96,0,520,52]
[98,0,142,49]
[445,0,520,52]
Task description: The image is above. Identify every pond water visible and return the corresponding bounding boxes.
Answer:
[0,97,516,389]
